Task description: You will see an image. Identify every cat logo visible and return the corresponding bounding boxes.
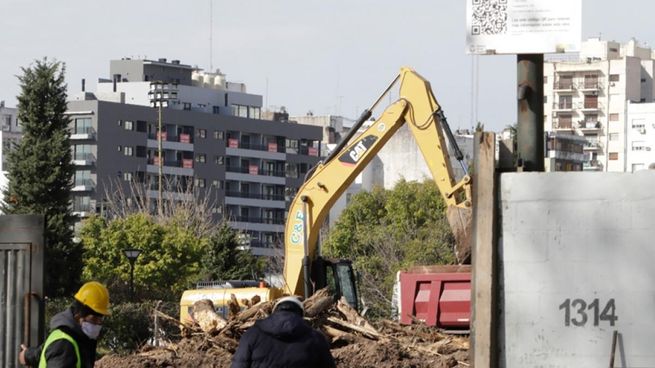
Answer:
[338,135,378,166]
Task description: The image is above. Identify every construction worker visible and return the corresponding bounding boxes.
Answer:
[18,281,111,368]
[231,296,336,368]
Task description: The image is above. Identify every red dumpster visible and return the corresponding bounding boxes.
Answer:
[398,265,471,329]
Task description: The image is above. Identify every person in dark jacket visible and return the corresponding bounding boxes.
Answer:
[231,296,336,368]
[18,281,111,368]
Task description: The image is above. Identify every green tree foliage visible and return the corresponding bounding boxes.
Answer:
[201,222,264,281]
[79,213,263,301]
[1,59,78,296]
[79,213,208,301]
[323,180,456,319]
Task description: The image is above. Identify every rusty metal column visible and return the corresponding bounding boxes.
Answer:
[517,54,545,172]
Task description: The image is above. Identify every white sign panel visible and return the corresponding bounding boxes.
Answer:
[466,0,581,54]
[500,172,655,367]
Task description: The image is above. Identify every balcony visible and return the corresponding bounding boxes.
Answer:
[72,179,95,192]
[225,165,285,177]
[72,152,96,166]
[583,160,603,171]
[70,127,96,140]
[552,102,574,111]
[249,240,280,249]
[552,119,574,131]
[147,131,194,144]
[72,203,93,217]
[578,81,603,91]
[580,101,603,112]
[578,121,602,134]
[233,216,284,225]
[583,141,603,151]
[148,157,194,168]
[225,191,285,201]
[553,82,575,92]
[226,139,286,153]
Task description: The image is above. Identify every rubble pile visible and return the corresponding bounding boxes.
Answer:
[96,290,469,368]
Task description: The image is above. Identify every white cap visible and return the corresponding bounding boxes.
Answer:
[273,296,304,315]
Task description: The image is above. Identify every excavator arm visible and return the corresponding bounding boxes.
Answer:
[283,67,472,298]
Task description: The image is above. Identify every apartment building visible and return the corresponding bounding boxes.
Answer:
[288,113,347,156]
[626,101,655,171]
[545,132,586,171]
[0,102,21,192]
[68,59,322,256]
[544,38,655,172]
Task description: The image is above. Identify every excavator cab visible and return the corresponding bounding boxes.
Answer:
[311,257,359,310]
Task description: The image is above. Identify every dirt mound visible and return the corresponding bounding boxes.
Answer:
[96,290,469,367]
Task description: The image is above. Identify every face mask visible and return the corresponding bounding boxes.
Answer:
[81,321,102,340]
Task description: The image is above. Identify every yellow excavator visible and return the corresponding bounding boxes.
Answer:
[180,67,472,322]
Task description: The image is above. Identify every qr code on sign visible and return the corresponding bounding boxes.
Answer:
[471,0,508,35]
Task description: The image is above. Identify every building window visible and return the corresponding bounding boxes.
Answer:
[124,120,134,130]
[212,106,220,114]
[232,105,248,118]
[183,102,191,111]
[214,155,224,165]
[543,76,548,84]
[609,152,619,160]
[609,74,620,82]
[124,146,133,156]
[123,172,132,181]
[543,96,547,103]
[285,162,298,178]
[213,130,224,140]
[195,178,206,188]
[211,206,223,214]
[117,120,122,127]
[212,179,220,188]
[609,133,619,141]
[73,118,92,134]
[559,95,572,109]
[249,106,261,119]
[74,170,91,186]
[117,145,122,152]
[136,120,147,132]
[196,153,206,163]
[609,113,619,121]
[136,146,147,157]
[197,129,207,138]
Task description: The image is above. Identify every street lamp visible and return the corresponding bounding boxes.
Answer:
[149,81,174,216]
[123,248,142,301]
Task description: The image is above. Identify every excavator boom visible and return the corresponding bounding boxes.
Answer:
[283,67,473,297]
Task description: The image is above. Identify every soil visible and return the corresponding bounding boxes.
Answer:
[96,332,469,368]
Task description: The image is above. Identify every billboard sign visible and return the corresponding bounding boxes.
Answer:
[466,0,581,54]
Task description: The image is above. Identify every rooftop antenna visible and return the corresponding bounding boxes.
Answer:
[209,0,213,72]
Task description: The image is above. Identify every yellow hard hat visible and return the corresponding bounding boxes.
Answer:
[74,281,111,316]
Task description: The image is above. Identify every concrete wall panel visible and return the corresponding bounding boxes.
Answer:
[500,171,655,367]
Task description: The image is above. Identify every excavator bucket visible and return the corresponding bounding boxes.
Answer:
[446,205,473,264]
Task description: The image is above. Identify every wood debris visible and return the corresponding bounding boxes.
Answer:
[96,288,470,368]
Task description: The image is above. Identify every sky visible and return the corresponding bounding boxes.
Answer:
[2,0,654,132]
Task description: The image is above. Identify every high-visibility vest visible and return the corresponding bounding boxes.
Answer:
[38,329,81,368]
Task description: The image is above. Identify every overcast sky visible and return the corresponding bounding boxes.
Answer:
[2,0,654,131]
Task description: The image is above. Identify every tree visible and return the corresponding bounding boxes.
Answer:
[201,222,264,281]
[1,59,78,296]
[323,180,456,319]
[79,213,209,301]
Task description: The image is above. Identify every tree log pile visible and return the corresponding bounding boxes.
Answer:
[96,289,469,368]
